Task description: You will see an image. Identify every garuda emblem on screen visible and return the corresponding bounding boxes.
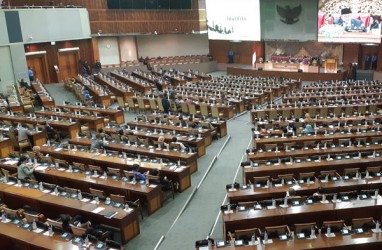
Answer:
[276,4,302,24]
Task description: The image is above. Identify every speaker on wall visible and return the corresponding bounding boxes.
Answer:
[258,67,263,71]
[298,69,303,73]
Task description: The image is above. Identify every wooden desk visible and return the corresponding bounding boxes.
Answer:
[103,126,206,157]
[142,112,227,138]
[38,146,192,192]
[31,82,55,109]
[0,161,162,215]
[57,105,125,124]
[69,137,199,174]
[127,121,213,147]
[254,131,382,149]
[75,77,113,106]
[0,183,139,244]
[35,110,104,131]
[222,197,382,239]
[0,221,80,250]
[0,138,13,158]
[248,144,382,161]
[0,114,80,139]
[228,177,382,203]
[243,155,382,183]
[198,232,382,250]
[93,75,133,102]
[110,72,153,93]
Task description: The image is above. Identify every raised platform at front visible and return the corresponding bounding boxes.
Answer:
[227,66,347,82]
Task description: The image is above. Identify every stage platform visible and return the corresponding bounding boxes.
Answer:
[227,65,348,82]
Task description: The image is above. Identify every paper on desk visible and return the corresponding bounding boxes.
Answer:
[149,184,157,188]
[199,247,209,250]
[81,198,91,203]
[32,228,44,234]
[43,189,51,193]
[42,231,54,237]
[92,207,105,214]
[54,148,63,151]
[35,166,48,171]
[4,160,18,165]
[1,218,11,223]
[175,167,184,172]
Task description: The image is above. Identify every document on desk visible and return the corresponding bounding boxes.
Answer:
[4,160,18,165]
[92,207,105,214]
[149,184,157,188]
[54,148,63,151]
[35,166,48,171]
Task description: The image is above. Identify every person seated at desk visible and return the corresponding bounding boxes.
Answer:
[129,164,146,181]
[96,128,110,140]
[17,155,36,180]
[283,122,296,136]
[186,97,196,105]
[83,88,92,100]
[304,113,313,123]
[171,136,187,150]
[17,123,32,142]
[32,146,44,160]
[157,136,169,147]
[147,168,172,192]
[303,123,314,135]
[41,121,60,142]
[91,134,105,150]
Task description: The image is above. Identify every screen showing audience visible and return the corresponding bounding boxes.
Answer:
[206,0,261,41]
[318,0,382,43]
[260,0,318,41]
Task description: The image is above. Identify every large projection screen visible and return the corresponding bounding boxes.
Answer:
[318,0,382,43]
[261,0,318,41]
[206,0,261,41]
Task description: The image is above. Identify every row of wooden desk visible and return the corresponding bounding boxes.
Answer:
[0,113,80,139]
[0,182,139,244]
[74,76,114,106]
[35,110,104,131]
[57,104,125,124]
[38,145,192,192]
[254,129,382,149]
[228,177,382,203]
[93,74,134,102]
[248,144,382,161]
[198,232,382,250]
[0,221,82,250]
[0,160,162,215]
[69,137,199,174]
[31,82,55,109]
[103,126,207,157]
[222,196,382,240]
[110,72,153,93]
[243,155,382,183]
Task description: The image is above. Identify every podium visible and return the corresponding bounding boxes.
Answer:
[325,58,337,73]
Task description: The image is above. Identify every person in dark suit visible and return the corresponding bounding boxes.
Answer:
[161,94,170,114]
[228,49,234,64]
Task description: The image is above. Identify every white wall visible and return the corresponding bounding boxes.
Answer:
[98,37,120,65]
[18,8,90,44]
[119,36,138,62]
[136,34,209,58]
[0,46,15,94]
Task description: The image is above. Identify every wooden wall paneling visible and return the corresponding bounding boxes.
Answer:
[343,44,360,71]
[26,53,50,83]
[57,50,79,80]
[209,40,230,63]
